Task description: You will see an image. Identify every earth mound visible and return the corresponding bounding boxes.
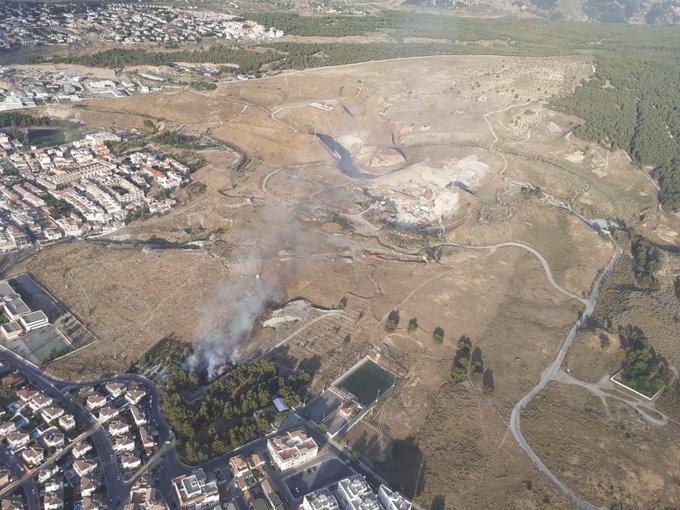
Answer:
[353,146,406,175]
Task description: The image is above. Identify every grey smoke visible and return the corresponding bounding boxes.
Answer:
[186,204,301,376]
[186,268,281,376]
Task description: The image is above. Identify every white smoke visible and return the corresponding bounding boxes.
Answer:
[186,204,298,376]
[186,271,279,376]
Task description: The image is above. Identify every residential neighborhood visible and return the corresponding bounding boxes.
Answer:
[0,3,283,51]
[0,131,191,250]
[0,344,413,510]
[0,353,160,510]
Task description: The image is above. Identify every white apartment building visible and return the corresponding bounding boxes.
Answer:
[266,429,319,471]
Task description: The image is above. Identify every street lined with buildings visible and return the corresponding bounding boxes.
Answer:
[0,131,191,253]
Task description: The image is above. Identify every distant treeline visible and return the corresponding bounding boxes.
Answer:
[245,12,395,38]
[47,15,680,73]
[246,11,680,46]
[50,43,497,73]
[0,112,79,129]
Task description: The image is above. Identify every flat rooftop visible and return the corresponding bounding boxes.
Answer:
[21,310,48,325]
[4,298,30,316]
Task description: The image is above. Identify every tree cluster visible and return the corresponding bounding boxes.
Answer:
[45,196,74,220]
[617,325,669,397]
[384,310,400,333]
[0,112,79,130]
[451,336,495,394]
[152,131,202,149]
[161,359,310,463]
[630,234,662,287]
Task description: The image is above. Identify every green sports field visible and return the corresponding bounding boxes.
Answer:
[335,359,397,406]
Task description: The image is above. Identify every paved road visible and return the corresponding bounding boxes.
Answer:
[0,346,180,508]
[1,338,410,510]
[0,444,40,509]
[0,347,127,509]
[509,247,622,510]
[1,426,96,498]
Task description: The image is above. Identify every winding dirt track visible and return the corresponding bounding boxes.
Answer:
[509,246,621,510]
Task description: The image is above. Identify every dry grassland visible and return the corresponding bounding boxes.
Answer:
[523,383,680,509]
[8,53,680,509]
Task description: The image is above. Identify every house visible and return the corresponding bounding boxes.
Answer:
[86,394,107,410]
[73,459,96,477]
[126,485,167,510]
[260,479,284,510]
[58,414,75,432]
[267,429,319,471]
[125,389,146,405]
[6,431,30,450]
[98,406,118,423]
[336,475,380,510]
[229,455,249,478]
[0,322,21,340]
[1,496,22,510]
[44,492,64,510]
[590,218,620,235]
[139,426,154,451]
[2,373,25,388]
[378,485,411,510]
[0,421,16,436]
[80,476,97,497]
[130,405,146,427]
[72,442,92,459]
[0,281,16,301]
[252,499,271,510]
[108,421,130,437]
[172,469,219,509]
[17,388,39,403]
[104,382,126,399]
[249,452,265,470]
[3,298,30,321]
[81,496,104,510]
[42,431,65,449]
[41,406,65,423]
[21,446,44,466]
[113,436,135,453]
[79,386,95,398]
[28,395,53,413]
[121,454,141,470]
[38,464,59,483]
[0,468,11,486]
[45,479,63,493]
[338,401,360,419]
[19,310,49,332]
[242,490,254,507]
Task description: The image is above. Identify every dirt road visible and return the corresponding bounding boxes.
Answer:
[509,245,622,510]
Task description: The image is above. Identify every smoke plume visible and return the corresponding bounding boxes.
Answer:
[186,204,301,376]
[186,267,281,376]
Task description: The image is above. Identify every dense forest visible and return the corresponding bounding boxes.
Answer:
[551,51,680,211]
[54,42,475,73]
[161,360,310,463]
